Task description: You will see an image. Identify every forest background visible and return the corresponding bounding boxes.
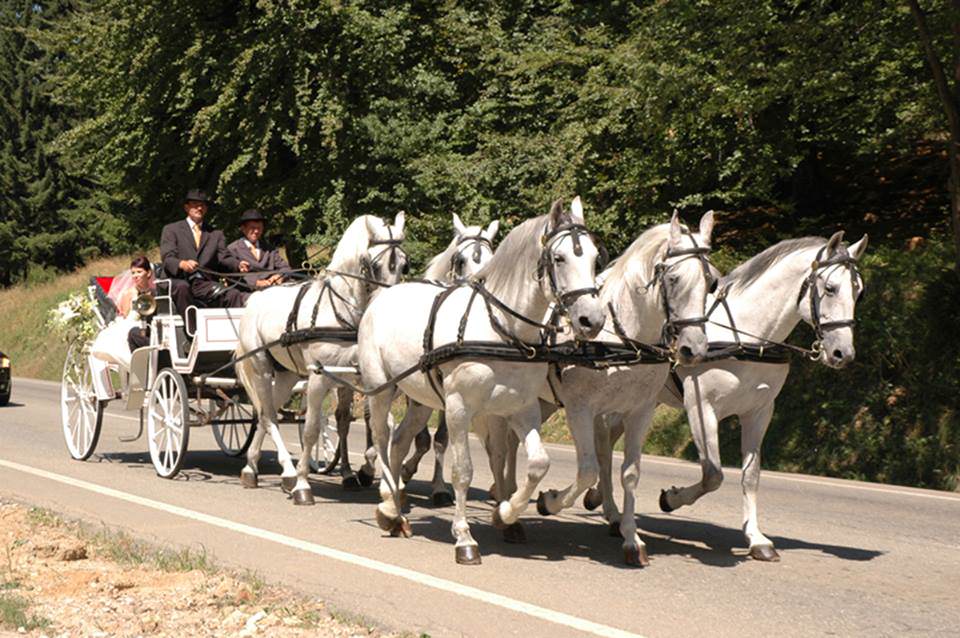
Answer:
[1,0,958,490]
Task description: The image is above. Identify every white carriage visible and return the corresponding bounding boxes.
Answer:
[60,275,330,479]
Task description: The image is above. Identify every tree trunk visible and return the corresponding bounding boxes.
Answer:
[908,0,960,277]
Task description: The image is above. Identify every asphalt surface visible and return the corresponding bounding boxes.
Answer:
[1,377,958,637]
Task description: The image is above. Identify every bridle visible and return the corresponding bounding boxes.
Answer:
[450,234,494,278]
[647,229,715,346]
[362,225,409,280]
[536,222,609,321]
[796,244,863,348]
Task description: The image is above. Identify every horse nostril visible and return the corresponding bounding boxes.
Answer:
[833,349,844,360]
[578,316,593,329]
[678,345,694,360]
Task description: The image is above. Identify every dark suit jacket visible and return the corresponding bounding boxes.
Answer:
[226,238,291,288]
[160,219,240,279]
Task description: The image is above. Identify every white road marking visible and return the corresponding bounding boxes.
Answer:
[0,458,644,638]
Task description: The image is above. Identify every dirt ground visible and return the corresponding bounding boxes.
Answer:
[0,499,395,637]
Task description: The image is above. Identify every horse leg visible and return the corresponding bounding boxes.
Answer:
[269,370,301,493]
[399,400,431,483]
[236,354,276,489]
[445,391,481,564]
[334,386,362,489]
[358,404,377,487]
[660,376,724,512]
[741,403,779,562]
[290,373,331,505]
[537,403,598,516]
[481,415,508,503]
[493,401,550,535]
[618,404,656,567]
[591,416,624,528]
[368,389,410,537]
[428,412,454,506]
[390,401,433,512]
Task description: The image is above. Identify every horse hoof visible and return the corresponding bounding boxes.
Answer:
[432,491,454,507]
[659,489,676,513]
[455,545,482,565]
[292,488,315,506]
[582,488,601,511]
[240,471,258,489]
[342,474,362,490]
[375,508,397,532]
[390,516,413,538]
[281,475,297,494]
[624,545,650,567]
[749,544,781,562]
[608,521,622,538]
[536,491,553,516]
[357,467,375,487]
[502,522,526,544]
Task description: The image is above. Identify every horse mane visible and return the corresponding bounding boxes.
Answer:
[720,237,826,294]
[601,223,674,292]
[327,215,382,274]
[471,211,561,293]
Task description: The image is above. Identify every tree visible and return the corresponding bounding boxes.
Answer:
[908,0,960,276]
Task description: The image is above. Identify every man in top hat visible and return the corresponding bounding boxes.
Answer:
[227,209,291,290]
[160,189,249,312]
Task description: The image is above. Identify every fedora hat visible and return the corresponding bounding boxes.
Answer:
[239,209,266,224]
[184,189,212,204]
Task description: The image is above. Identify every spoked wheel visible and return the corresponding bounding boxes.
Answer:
[60,341,104,460]
[211,399,257,457]
[146,368,190,478]
[298,416,338,473]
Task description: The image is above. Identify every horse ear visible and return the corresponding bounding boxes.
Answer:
[549,198,565,227]
[452,213,467,237]
[393,210,406,235]
[484,219,500,240]
[848,234,869,260]
[669,210,682,244]
[570,196,585,223]
[699,210,715,245]
[826,230,845,256]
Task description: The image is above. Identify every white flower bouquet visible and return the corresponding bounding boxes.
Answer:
[48,291,100,344]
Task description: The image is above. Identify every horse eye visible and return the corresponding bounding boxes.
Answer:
[554,255,566,263]
[825,284,838,295]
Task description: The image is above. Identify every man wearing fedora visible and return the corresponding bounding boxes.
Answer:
[227,209,291,290]
[160,189,249,312]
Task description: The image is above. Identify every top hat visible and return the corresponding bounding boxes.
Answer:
[184,189,212,204]
[239,209,266,224]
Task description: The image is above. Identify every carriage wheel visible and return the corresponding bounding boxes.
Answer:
[146,368,190,478]
[298,416,338,473]
[60,341,104,461]
[211,399,257,457]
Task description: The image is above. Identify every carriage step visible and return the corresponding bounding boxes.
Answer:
[192,376,240,389]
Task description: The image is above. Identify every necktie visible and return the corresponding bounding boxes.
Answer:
[252,246,260,260]
[193,224,201,248]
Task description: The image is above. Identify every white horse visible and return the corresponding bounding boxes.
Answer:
[483,212,716,565]
[234,213,408,501]
[398,214,499,506]
[589,231,867,561]
[320,214,499,493]
[358,197,606,564]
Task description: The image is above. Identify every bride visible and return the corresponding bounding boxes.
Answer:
[90,256,156,370]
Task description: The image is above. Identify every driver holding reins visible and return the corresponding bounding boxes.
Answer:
[160,189,250,313]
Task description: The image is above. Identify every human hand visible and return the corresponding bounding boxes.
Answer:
[179,259,199,273]
[255,279,271,289]
[238,261,250,273]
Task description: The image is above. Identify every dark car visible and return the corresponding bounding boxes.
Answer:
[0,350,10,406]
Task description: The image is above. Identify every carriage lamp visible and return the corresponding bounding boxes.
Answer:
[0,357,9,368]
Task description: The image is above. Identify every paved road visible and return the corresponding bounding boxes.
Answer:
[1,378,958,637]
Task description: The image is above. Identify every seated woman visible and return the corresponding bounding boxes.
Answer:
[89,256,156,371]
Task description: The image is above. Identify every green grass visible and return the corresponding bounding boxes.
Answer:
[541,403,694,458]
[0,592,51,631]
